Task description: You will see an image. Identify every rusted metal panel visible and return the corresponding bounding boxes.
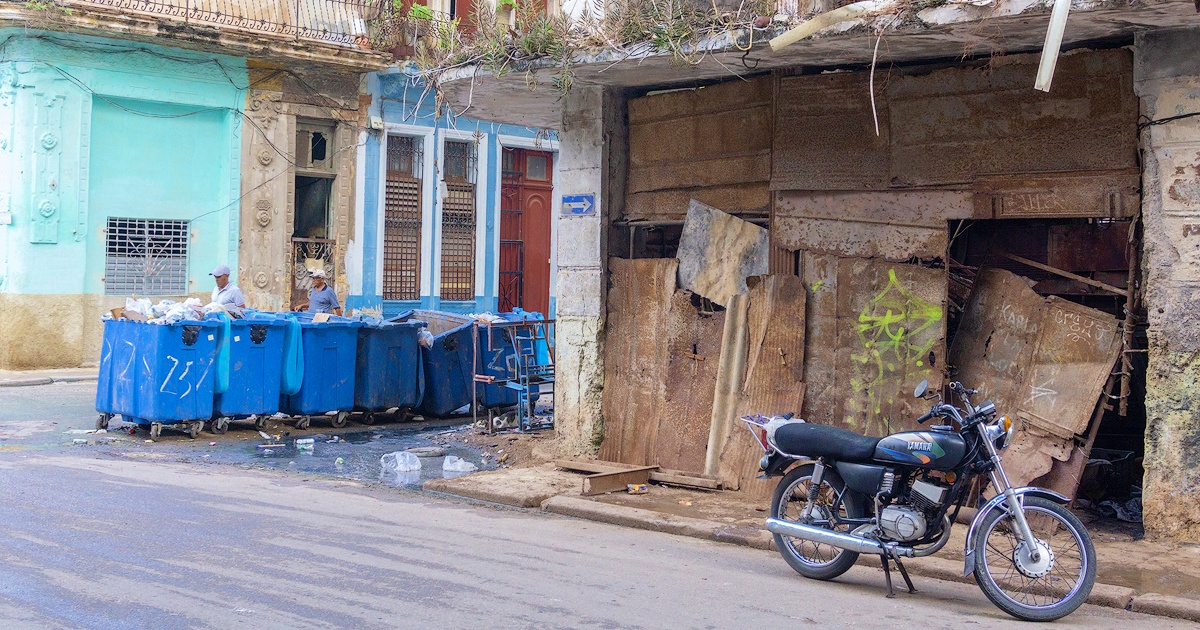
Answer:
[718,275,808,498]
[890,50,1138,187]
[835,259,947,437]
[772,216,947,261]
[973,170,1141,219]
[799,252,842,426]
[628,153,771,195]
[599,258,676,466]
[1048,221,1132,272]
[629,76,772,124]
[1021,296,1122,439]
[677,200,770,308]
[772,72,890,191]
[658,290,726,474]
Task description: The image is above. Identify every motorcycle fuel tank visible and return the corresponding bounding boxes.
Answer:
[874,430,967,471]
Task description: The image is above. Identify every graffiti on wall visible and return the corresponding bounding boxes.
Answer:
[846,268,944,435]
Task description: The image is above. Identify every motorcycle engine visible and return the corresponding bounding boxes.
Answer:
[878,477,950,542]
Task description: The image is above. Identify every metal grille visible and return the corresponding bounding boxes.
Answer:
[440,182,476,301]
[104,218,189,296]
[292,237,336,305]
[443,140,477,184]
[499,151,523,312]
[52,0,384,46]
[383,136,423,301]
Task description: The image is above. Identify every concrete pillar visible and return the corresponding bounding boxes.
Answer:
[1135,27,1200,540]
[553,85,626,456]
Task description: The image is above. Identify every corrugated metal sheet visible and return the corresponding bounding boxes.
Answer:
[676,200,770,307]
[658,291,726,474]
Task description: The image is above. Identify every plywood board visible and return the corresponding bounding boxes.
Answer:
[717,276,808,497]
[835,259,947,437]
[657,290,726,474]
[676,200,769,307]
[599,258,676,466]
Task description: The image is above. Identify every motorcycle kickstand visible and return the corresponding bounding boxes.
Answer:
[880,555,896,599]
[893,555,917,594]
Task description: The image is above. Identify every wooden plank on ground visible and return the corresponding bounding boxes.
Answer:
[582,466,659,496]
[555,460,723,490]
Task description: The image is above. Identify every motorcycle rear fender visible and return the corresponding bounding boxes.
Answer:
[961,487,1070,577]
[757,453,814,478]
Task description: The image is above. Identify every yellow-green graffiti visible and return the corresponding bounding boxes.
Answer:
[847,269,943,435]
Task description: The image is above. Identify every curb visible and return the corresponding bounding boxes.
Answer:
[424,477,557,509]
[0,375,97,388]
[528,493,1192,621]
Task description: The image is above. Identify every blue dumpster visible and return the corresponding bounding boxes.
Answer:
[354,318,427,421]
[389,310,474,417]
[211,317,289,431]
[94,318,222,439]
[475,311,551,409]
[282,313,363,428]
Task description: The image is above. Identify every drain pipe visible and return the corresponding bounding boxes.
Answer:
[1034,0,1072,92]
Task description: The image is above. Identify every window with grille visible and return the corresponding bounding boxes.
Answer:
[104,218,190,296]
[440,140,477,301]
[383,135,423,301]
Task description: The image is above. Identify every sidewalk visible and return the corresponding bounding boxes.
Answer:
[0,368,99,387]
[426,462,1200,622]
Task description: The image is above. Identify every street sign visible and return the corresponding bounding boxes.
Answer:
[562,193,596,217]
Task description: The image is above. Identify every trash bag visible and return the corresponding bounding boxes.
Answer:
[442,455,478,473]
[417,329,435,348]
[381,451,421,473]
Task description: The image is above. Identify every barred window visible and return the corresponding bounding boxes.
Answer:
[104,218,189,296]
[383,135,423,301]
[440,140,476,301]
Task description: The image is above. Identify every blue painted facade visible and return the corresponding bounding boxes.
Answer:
[346,71,559,319]
[0,30,247,298]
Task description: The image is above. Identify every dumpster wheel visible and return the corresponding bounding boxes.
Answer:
[187,421,203,439]
[331,411,349,429]
[253,415,267,431]
[150,423,162,441]
[362,412,377,426]
[96,413,112,431]
[296,416,311,431]
[209,417,230,435]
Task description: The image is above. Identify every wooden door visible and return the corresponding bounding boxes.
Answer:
[498,148,553,315]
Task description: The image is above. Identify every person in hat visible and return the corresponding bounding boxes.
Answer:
[295,268,341,316]
[209,264,245,311]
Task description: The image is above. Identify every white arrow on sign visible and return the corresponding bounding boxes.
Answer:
[563,194,595,215]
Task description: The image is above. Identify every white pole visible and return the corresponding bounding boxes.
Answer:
[1034,0,1072,92]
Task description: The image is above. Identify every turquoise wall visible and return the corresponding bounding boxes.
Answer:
[349,72,555,319]
[0,30,246,296]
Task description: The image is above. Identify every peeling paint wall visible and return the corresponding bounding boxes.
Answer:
[1135,27,1200,541]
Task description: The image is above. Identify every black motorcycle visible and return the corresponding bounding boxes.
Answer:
[744,380,1096,622]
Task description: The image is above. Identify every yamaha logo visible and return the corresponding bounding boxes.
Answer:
[907,442,933,452]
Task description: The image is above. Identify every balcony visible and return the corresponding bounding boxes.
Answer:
[4,0,388,47]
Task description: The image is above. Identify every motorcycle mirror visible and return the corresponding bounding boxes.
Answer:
[914,380,929,399]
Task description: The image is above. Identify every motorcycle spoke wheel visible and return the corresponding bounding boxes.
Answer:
[770,464,862,581]
[779,482,846,567]
[974,497,1096,621]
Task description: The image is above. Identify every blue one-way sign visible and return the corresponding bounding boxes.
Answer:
[562,193,596,216]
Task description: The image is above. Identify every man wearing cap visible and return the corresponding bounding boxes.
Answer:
[209,264,245,311]
[295,268,342,316]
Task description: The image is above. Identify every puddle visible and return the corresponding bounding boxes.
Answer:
[195,423,493,489]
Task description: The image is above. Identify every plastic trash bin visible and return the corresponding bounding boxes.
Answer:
[282,313,363,429]
[389,310,475,417]
[210,317,289,433]
[94,318,222,440]
[354,318,427,423]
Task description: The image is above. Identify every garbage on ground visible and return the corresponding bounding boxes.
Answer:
[261,449,275,455]
[295,438,315,452]
[627,483,649,494]
[381,451,421,473]
[257,443,284,449]
[442,455,478,473]
[335,457,345,466]
[405,446,447,458]
[72,438,87,445]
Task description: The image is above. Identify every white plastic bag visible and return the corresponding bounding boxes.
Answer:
[124,297,153,318]
[417,330,435,348]
[381,451,421,473]
[442,455,478,473]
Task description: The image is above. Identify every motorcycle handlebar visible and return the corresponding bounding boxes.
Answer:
[916,410,936,424]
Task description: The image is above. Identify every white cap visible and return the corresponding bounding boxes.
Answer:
[210,264,231,277]
[308,268,327,279]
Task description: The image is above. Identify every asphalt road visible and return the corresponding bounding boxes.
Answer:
[0,383,1189,629]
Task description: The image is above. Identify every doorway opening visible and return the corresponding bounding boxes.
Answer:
[499,147,554,315]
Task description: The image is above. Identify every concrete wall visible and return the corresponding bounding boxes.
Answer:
[553,85,625,457]
[1135,28,1200,540]
[0,30,246,369]
[346,73,557,318]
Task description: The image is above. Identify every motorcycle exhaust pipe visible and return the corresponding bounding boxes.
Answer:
[765,518,887,555]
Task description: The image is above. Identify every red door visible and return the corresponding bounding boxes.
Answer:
[499,148,553,315]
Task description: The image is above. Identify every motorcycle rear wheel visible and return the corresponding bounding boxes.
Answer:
[770,463,864,581]
[972,496,1096,622]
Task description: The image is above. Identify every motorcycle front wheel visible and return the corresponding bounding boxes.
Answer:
[972,496,1097,621]
[770,463,864,581]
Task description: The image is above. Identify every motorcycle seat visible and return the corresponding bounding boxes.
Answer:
[773,422,881,462]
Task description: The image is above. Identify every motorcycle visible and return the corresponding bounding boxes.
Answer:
[744,380,1096,622]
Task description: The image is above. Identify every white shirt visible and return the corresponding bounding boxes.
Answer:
[212,283,246,309]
